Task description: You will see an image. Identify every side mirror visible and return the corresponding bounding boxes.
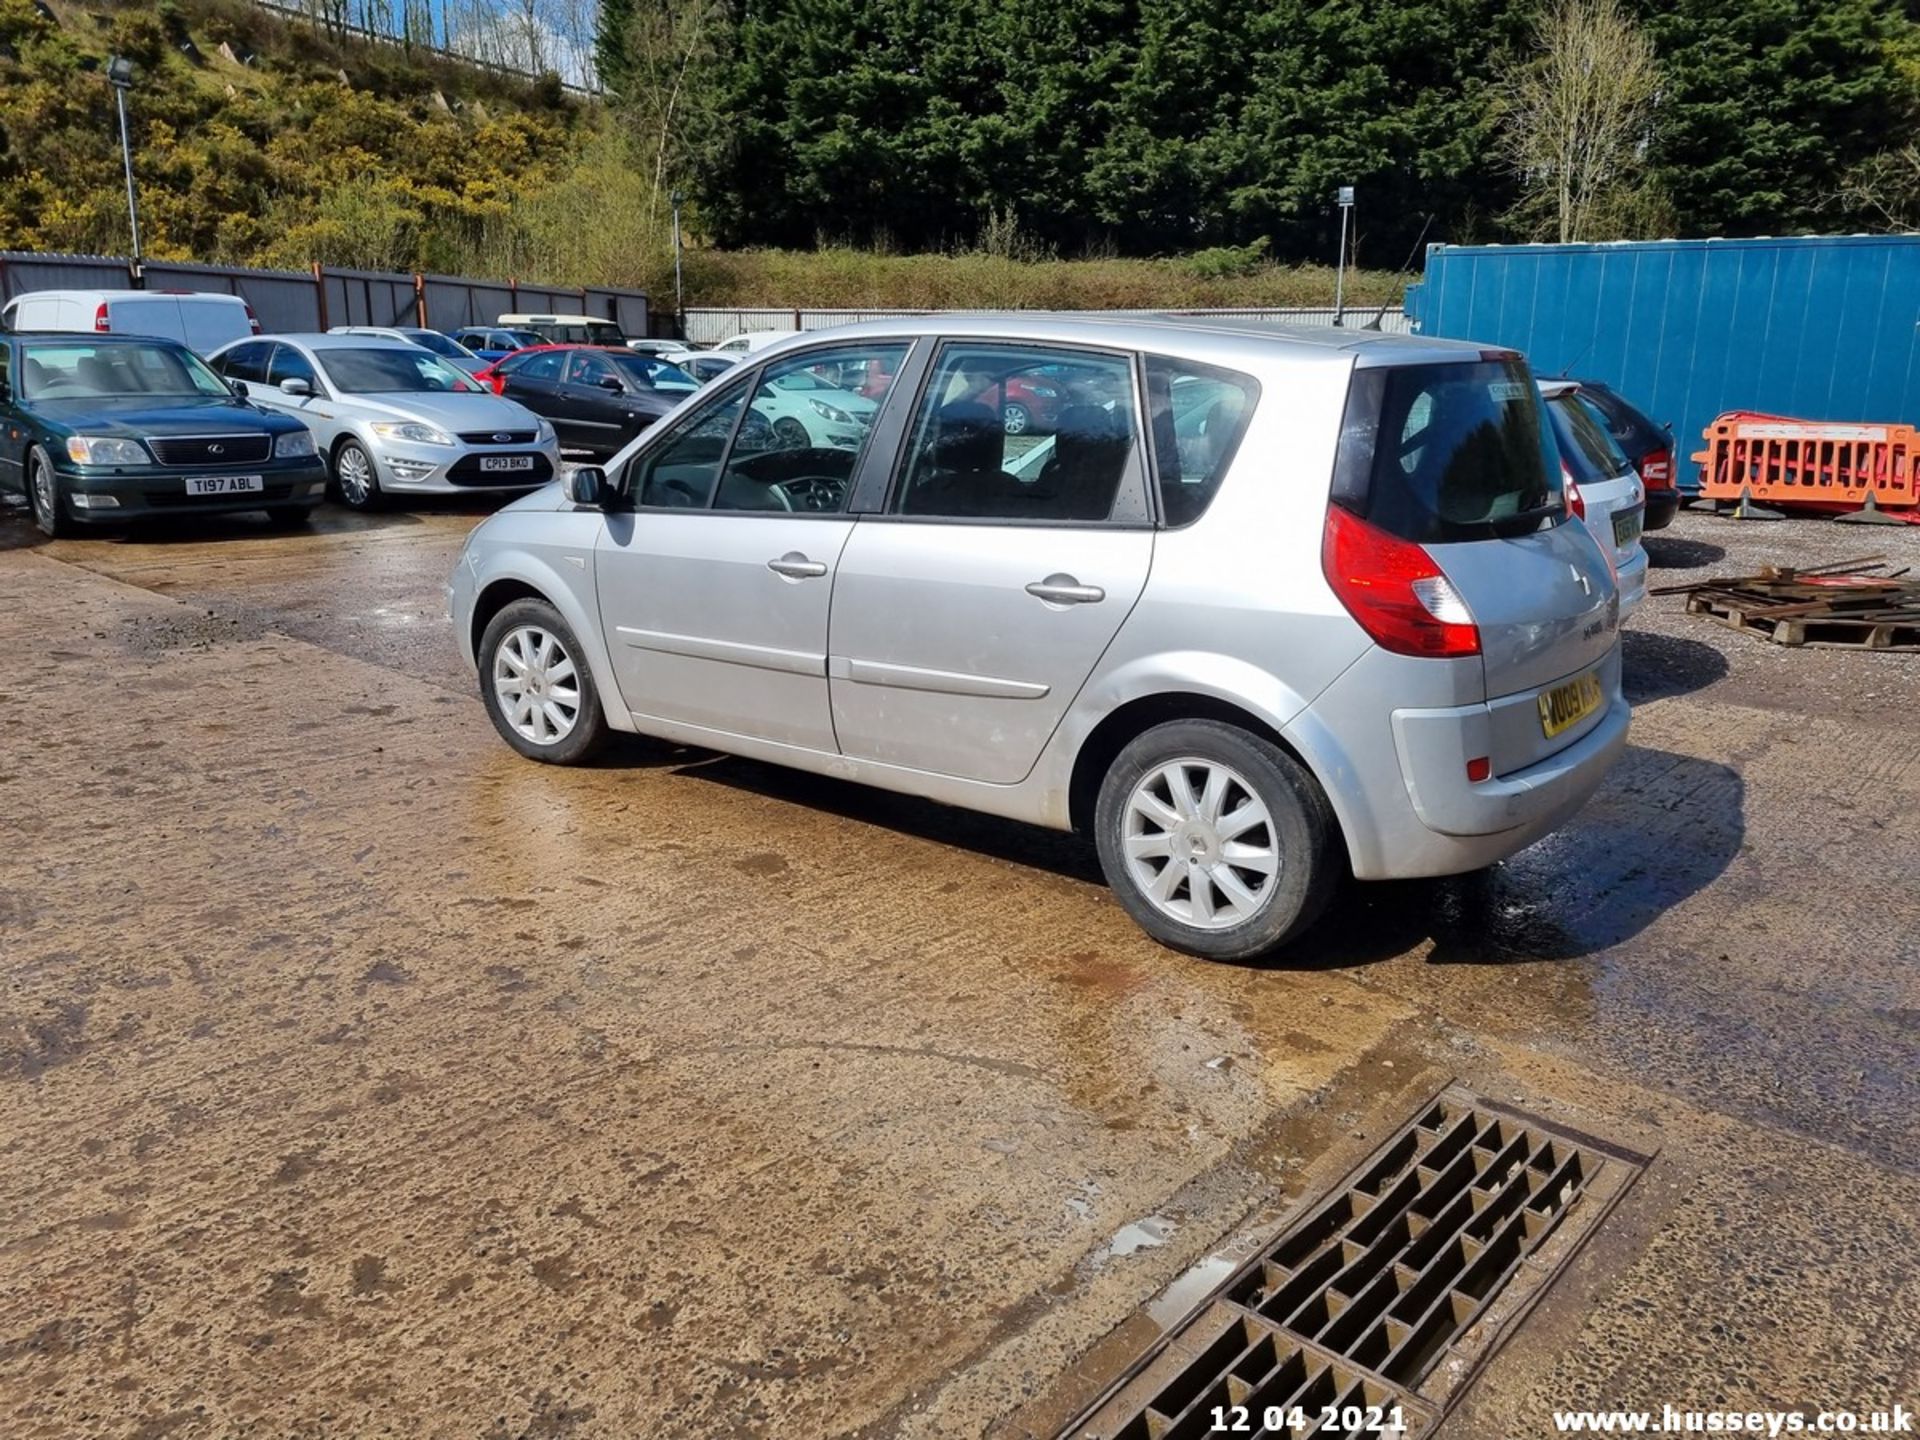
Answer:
[279,377,311,397]
[598,375,624,392]
[564,465,609,507]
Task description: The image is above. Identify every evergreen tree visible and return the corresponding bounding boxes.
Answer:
[596,0,636,94]
[1638,0,1912,235]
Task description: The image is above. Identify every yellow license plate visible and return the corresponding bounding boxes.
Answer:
[1537,672,1604,738]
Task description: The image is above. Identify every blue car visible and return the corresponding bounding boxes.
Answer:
[0,332,329,535]
[450,327,547,363]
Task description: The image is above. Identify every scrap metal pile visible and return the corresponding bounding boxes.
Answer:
[1654,556,1920,651]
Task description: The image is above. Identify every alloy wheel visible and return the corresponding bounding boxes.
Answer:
[336,444,375,506]
[492,624,581,746]
[1121,757,1279,930]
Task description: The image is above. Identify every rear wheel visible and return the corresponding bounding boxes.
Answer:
[478,598,608,765]
[1094,719,1337,962]
[27,448,71,538]
[1002,402,1032,435]
[333,439,382,510]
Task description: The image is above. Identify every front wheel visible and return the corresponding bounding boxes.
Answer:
[478,598,608,764]
[1093,719,1337,962]
[27,448,71,538]
[332,439,382,510]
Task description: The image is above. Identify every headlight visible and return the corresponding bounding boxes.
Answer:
[370,421,454,446]
[1028,385,1060,398]
[65,435,148,465]
[274,429,316,459]
[807,399,853,424]
[535,418,556,444]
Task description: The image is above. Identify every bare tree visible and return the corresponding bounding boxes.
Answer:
[620,0,726,230]
[1498,0,1660,243]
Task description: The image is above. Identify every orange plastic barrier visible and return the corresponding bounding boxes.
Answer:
[1693,411,1920,514]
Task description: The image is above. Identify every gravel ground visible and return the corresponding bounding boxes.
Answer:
[1629,504,1920,723]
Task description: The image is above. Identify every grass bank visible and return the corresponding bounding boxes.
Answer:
[677,247,1407,313]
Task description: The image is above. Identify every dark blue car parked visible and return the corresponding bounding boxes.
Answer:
[0,332,329,535]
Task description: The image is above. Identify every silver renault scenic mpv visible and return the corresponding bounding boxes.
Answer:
[449,316,1627,961]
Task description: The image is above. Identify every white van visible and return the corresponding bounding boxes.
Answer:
[496,313,629,347]
[0,289,259,354]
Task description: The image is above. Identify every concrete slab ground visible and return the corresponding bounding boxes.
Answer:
[0,499,1915,1439]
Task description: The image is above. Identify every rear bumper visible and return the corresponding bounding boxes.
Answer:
[1284,646,1629,882]
[1615,548,1648,618]
[1643,488,1680,530]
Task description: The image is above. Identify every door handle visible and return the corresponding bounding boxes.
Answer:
[768,552,829,579]
[1025,574,1105,605]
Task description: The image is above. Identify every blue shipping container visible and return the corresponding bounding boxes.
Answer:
[1405,235,1920,491]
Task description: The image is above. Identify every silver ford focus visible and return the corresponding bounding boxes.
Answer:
[448,316,1627,961]
[206,333,560,510]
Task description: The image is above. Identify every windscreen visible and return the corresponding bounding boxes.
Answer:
[405,330,470,360]
[21,341,231,399]
[1546,393,1631,485]
[319,347,474,394]
[1332,360,1563,543]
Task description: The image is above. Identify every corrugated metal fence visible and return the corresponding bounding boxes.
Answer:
[681,305,1412,347]
[1407,235,1920,490]
[0,251,647,337]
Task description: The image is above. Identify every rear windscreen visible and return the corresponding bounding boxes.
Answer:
[1332,360,1562,543]
[1546,393,1631,486]
[1580,384,1666,457]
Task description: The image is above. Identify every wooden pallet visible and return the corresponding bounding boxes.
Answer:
[1684,589,1920,649]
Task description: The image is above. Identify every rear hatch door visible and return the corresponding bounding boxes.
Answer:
[1336,357,1620,768]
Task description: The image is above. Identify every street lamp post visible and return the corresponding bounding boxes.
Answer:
[1333,185,1354,326]
[670,190,685,334]
[106,55,143,283]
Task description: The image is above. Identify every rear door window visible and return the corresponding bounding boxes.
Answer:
[217,341,272,384]
[1547,393,1631,485]
[1144,355,1259,526]
[892,343,1141,523]
[1332,360,1563,542]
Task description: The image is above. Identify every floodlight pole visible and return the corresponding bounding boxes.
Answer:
[1334,185,1354,326]
[108,56,144,283]
[670,190,685,333]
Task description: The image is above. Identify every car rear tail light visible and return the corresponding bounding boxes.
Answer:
[1566,474,1586,520]
[1639,448,1672,489]
[93,302,110,332]
[1321,504,1481,659]
[244,302,261,335]
[1465,756,1492,783]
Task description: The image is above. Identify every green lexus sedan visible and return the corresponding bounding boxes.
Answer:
[0,331,329,536]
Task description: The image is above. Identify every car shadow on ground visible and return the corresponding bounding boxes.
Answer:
[1644,533,1727,569]
[1621,629,1730,703]
[649,738,1744,971]
[1283,745,1745,968]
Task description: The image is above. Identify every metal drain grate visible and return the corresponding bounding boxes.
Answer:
[1064,1087,1648,1439]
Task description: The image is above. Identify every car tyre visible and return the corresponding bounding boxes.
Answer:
[1002,402,1032,436]
[478,597,609,765]
[332,438,383,510]
[26,447,72,538]
[772,416,810,449]
[1094,719,1337,962]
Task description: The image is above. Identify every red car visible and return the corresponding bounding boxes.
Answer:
[961,361,1125,435]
